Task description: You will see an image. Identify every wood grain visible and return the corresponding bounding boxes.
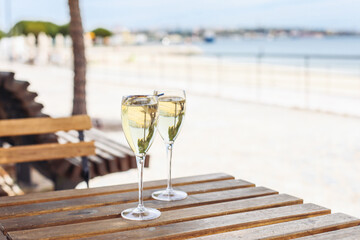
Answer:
[85,129,135,155]
[0,193,298,232]
[0,115,92,137]
[0,173,236,207]
[0,180,262,220]
[296,225,360,240]
[37,203,330,240]
[193,213,360,240]
[0,142,95,164]
[57,130,138,173]
[6,195,301,240]
[1,172,355,240]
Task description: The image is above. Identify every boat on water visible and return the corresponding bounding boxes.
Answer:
[203,31,216,43]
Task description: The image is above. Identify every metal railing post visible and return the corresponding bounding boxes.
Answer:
[256,53,263,102]
[358,62,360,96]
[137,60,142,83]
[216,54,222,97]
[78,130,89,188]
[186,55,192,88]
[304,56,310,109]
[159,53,164,81]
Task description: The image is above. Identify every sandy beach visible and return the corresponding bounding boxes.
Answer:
[1,47,360,218]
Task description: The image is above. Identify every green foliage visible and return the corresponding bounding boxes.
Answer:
[0,30,5,39]
[58,24,70,36]
[92,28,113,38]
[9,21,63,38]
[168,103,185,141]
[6,20,111,39]
[137,106,157,154]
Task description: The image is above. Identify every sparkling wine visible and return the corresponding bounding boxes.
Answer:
[157,96,186,143]
[121,96,158,156]
[151,90,188,202]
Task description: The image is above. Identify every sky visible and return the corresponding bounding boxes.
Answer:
[0,0,358,32]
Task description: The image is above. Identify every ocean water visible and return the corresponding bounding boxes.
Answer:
[195,37,360,76]
[196,36,360,56]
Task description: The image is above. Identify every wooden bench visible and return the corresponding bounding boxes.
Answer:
[0,115,96,189]
[0,71,149,194]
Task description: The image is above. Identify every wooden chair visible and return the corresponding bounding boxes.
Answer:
[0,115,96,189]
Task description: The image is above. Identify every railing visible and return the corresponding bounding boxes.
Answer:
[1,39,359,116]
[88,49,360,117]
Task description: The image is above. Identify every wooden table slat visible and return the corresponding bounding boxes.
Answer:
[0,173,357,240]
[66,203,330,240]
[193,213,360,240]
[0,173,235,207]
[1,194,299,233]
[0,180,258,220]
[295,225,360,240]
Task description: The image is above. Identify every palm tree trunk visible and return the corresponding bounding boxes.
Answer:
[68,0,87,115]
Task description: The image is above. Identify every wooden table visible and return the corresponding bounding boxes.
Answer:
[0,173,359,240]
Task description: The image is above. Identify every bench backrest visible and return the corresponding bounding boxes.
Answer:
[0,115,95,164]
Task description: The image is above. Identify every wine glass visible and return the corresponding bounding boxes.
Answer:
[151,90,187,201]
[121,95,161,221]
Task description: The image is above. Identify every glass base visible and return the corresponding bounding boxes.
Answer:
[152,189,188,201]
[121,206,161,221]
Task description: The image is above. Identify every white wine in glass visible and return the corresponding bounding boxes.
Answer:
[152,90,188,201]
[121,95,161,221]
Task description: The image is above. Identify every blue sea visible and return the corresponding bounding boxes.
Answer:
[195,36,360,76]
[196,36,360,56]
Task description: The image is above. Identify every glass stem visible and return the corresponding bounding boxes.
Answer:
[136,155,145,209]
[166,143,174,192]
